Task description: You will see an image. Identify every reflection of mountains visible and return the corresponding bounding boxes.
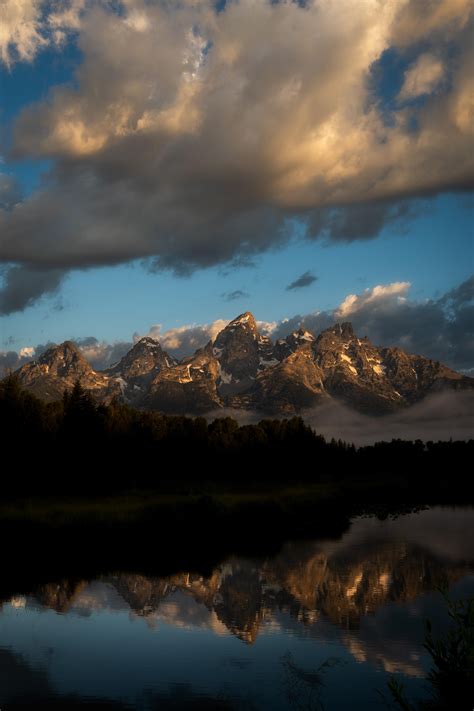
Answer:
[21,538,473,645]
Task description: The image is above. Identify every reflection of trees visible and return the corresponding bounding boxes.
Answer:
[281,652,342,711]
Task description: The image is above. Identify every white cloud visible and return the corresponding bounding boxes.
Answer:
[0,0,45,66]
[19,346,34,357]
[257,320,278,336]
[144,319,229,358]
[399,53,445,101]
[0,0,85,67]
[336,282,411,318]
[124,9,151,34]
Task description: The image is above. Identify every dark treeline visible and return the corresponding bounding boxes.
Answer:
[1,374,473,497]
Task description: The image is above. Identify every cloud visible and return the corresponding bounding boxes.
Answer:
[0,0,45,67]
[0,349,32,377]
[0,173,21,210]
[286,271,318,291]
[398,53,445,101]
[0,265,65,315]
[144,319,230,360]
[222,289,249,302]
[0,0,84,67]
[305,200,422,243]
[0,0,473,309]
[335,282,411,318]
[19,346,34,357]
[390,0,473,47]
[72,336,132,370]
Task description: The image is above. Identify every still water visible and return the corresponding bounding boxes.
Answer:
[1,506,473,710]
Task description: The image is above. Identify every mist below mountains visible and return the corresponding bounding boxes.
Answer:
[206,391,474,445]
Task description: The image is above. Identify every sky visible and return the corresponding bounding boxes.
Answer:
[0,0,473,373]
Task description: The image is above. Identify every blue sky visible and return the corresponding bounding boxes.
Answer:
[2,192,472,348]
[0,0,472,362]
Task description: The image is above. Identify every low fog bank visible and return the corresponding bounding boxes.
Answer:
[206,391,474,446]
[302,391,474,446]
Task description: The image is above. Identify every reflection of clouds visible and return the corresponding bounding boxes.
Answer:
[70,581,131,615]
[343,634,424,677]
[9,596,27,609]
[142,591,228,636]
[317,507,474,564]
[262,618,283,633]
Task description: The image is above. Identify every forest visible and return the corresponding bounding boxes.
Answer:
[1,373,473,499]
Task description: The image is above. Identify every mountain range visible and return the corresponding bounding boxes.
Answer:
[11,312,473,416]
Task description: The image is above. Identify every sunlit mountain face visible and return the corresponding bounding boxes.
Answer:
[1,507,473,710]
[11,313,474,417]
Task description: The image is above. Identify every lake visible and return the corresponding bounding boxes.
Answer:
[1,506,473,710]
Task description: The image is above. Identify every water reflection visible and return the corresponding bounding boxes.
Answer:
[1,507,473,710]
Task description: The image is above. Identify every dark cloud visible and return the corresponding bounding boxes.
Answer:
[0,350,31,377]
[0,173,21,210]
[0,266,65,315]
[305,201,421,243]
[222,289,249,302]
[0,1,472,310]
[286,271,318,291]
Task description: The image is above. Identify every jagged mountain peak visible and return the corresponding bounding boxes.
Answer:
[289,328,315,344]
[274,327,316,360]
[213,312,260,353]
[130,336,163,352]
[296,327,314,338]
[106,335,173,384]
[11,311,473,415]
[319,322,356,342]
[225,311,258,331]
[38,341,91,371]
[211,311,265,384]
[14,339,113,402]
[41,340,80,356]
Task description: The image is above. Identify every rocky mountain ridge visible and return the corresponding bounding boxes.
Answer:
[10,311,473,415]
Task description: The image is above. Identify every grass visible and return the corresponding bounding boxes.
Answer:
[0,482,338,525]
